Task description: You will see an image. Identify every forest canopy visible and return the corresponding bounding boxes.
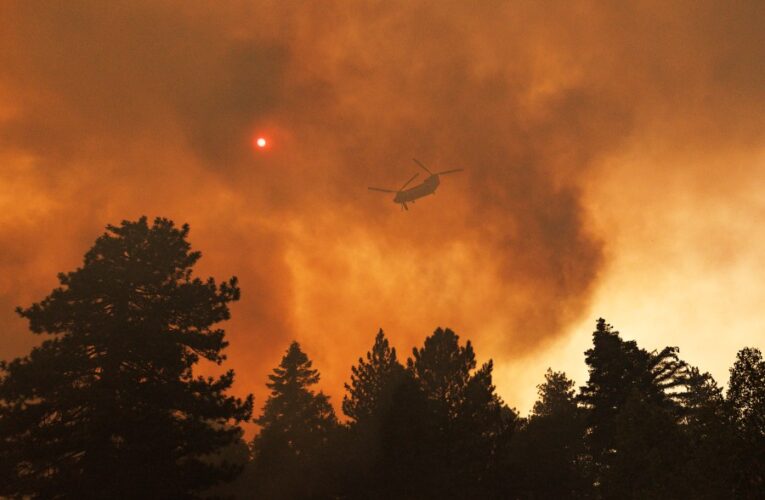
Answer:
[1,217,763,499]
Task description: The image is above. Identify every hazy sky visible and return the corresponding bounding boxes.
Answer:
[1,0,763,417]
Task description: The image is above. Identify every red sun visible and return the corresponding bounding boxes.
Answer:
[255,137,267,148]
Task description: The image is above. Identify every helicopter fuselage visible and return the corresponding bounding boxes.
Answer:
[368,160,462,210]
[393,175,440,205]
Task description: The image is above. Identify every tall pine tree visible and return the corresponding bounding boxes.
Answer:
[509,369,587,498]
[407,327,509,498]
[678,367,735,498]
[343,328,405,427]
[579,318,690,498]
[250,341,338,499]
[727,347,765,497]
[0,217,252,498]
[341,329,406,497]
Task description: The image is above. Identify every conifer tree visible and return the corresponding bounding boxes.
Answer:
[679,367,736,498]
[250,341,338,498]
[727,347,765,497]
[407,327,508,497]
[579,318,690,498]
[532,369,579,418]
[510,369,587,498]
[343,329,404,426]
[340,329,406,496]
[0,217,252,498]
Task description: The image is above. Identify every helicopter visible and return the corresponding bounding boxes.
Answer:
[368,159,463,210]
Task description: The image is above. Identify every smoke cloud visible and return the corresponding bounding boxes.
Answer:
[1,1,762,415]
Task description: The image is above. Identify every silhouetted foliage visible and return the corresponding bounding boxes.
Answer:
[727,347,765,497]
[249,341,339,499]
[340,329,406,497]
[343,329,405,427]
[679,367,736,499]
[404,327,511,498]
[532,369,579,419]
[2,216,763,500]
[0,217,252,498]
[579,318,691,498]
[233,320,759,500]
[374,369,433,498]
[337,327,513,499]
[508,369,588,498]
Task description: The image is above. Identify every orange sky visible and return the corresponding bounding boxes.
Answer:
[1,1,763,419]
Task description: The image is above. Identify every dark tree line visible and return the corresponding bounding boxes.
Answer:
[235,323,764,500]
[1,217,764,499]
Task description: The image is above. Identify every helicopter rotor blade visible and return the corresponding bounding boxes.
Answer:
[434,168,463,175]
[368,187,397,193]
[412,159,433,175]
[399,172,419,192]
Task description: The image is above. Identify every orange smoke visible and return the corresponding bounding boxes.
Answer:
[0,1,763,419]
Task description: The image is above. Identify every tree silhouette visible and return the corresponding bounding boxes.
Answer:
[608,388,689,499]
[341,329,406,497]
[3,219,761,500]
[727,347,765,497]
[250,341,338,499]
[407,327,509,497]
[0,217,252,498]
[371,365,433,498]
[579,318,690,498]
[532,369,579,419]
[343,328,405,427]
[509,369,588,498]
[679,367,736,498]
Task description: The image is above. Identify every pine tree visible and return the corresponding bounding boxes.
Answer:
[728,347,765,438]
[343,328,404,426]
[579,318,690,498]
[510,369,587,498]
[679,367,736,498]
[0,217,253,498]
[340,329,405,496]
[250,341,338,498]
[532,369,579,418]
[727,347,765,497]
[407,327,509,497]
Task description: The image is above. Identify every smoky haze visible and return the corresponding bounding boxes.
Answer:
[1,1,763,413]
